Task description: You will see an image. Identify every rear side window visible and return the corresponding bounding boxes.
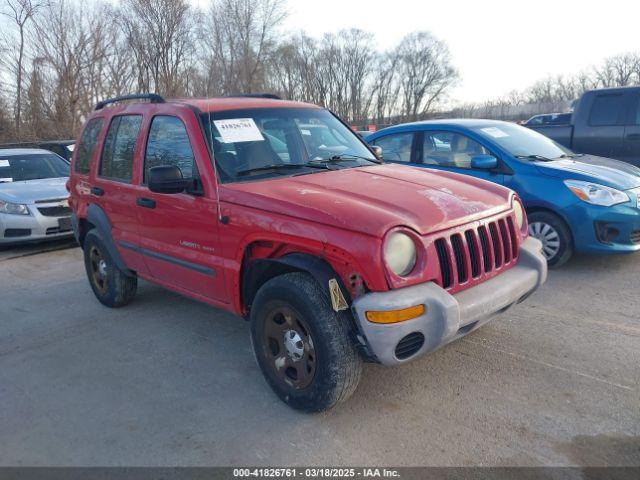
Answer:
[589,95,624,126]
[99,115,142,182]
[75,118,104,174]
[144,116,195,181]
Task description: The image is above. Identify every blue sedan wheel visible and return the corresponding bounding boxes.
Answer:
[527,211,573,267]
[529,222,561,260]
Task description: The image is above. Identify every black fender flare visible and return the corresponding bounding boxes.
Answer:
[242,253,351,311]
[86,204,134,276]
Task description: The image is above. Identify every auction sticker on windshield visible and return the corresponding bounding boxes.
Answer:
[481,127,509,138]
[214,118,264,143]
[0,159,9,167]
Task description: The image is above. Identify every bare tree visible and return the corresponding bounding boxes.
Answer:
[394,32,458,121]
[0,0,47,139]
[202,0,286,95]
[119,0,194,96]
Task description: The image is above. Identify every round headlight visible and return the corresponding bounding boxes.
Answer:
[513,198,525,229]
[384,232,417,276]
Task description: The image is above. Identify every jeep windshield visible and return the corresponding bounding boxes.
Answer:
[201,108,378,183]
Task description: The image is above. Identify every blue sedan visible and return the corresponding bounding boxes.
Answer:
[367,120,640,266]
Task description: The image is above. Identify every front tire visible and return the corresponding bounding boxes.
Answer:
[250,272,362,412]
[527,211,573,268]
[83,229,137,307]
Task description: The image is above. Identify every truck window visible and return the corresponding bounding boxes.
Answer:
[99,115,142,182]
[75,118,104,174]
[589,94,624,126]
[144,116,195,181]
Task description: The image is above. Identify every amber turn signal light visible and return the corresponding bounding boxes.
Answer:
[365,304,426,324]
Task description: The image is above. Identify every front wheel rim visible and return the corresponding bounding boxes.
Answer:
[89,245,109,295]
[529,222,561,260]
[262,305,316,390]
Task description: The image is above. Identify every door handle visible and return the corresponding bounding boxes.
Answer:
[626,133,640,141]
[136,197,156,209]
[90,186,104,196]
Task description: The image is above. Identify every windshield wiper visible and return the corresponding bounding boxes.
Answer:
[557,153,584,159]
[515,154,554,162]
[308,154,380,165]
[236,163,327,177]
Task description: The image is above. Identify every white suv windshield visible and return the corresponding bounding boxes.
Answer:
[201,108,377,183]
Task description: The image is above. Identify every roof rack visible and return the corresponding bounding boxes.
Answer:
[225,93,282,100]
[94,93,165,111]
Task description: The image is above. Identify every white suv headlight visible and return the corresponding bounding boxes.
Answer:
[0,200,29,215]
[384,232,417,276]
[564,180,629,207]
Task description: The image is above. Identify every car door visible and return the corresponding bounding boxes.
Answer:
[417,130,505,185]
[134,110,227,303]
[92,113,148,274]
[623,91,640,166]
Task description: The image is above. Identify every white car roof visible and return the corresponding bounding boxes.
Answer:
[0,148,54,157]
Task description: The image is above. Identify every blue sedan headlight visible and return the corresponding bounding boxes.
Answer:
[0,200,30,215]
[564,180,629,207]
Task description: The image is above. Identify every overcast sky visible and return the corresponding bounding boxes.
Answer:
[280,0,638,104]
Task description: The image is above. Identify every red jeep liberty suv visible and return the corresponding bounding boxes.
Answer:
[68,93,547,412]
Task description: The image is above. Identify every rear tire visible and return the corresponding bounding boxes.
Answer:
[83,229,137,307]
[527,211,573,268]
[250,272,362,413]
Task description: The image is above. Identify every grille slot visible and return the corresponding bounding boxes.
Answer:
[478,226,492,273]
[434,239,452,288]
[631,230,640,244]
[450,234,467,283]
[507,217,519,258]
[395,332,425,360]
[38,206,71,217]
[498,219,511,263]
[489,222,502,268]
[465,230,481,278]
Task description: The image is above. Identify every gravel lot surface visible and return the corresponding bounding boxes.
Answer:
[1,245,638,466]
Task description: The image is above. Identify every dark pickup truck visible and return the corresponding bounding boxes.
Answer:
[527,86,640,166]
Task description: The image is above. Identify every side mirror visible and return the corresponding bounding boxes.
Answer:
[148,165,191,194]
[370,145,383,160]
[471,154,498,170]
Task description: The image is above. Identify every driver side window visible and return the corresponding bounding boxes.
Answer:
[144,116,195,182]
[373,133,413,162]
[423,132,488,169]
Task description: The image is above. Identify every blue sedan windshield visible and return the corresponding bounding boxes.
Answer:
[472,123,573,160]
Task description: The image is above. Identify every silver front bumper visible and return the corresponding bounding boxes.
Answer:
[0,202,73,245]
[351,237,547,365]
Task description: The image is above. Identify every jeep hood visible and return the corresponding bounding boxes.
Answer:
[221,164,513,237]
[534,155,640,190]
[0,177,69,204]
